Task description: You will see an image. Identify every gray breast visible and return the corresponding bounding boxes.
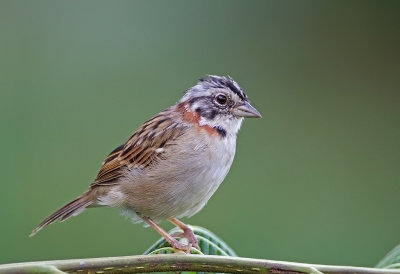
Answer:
[118,130,237,222]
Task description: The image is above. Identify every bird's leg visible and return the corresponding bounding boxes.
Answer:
[143,217,191,253]
[169,218,200,250]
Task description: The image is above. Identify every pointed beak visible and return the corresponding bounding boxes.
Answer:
[233,101,262,118]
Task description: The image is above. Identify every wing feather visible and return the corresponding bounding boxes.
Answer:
[91,111,184,187]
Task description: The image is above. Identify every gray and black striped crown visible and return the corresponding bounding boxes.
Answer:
[198,75,247,101]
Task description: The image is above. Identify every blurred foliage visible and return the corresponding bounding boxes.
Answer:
[1,0,400,267]
[376,242,400,269]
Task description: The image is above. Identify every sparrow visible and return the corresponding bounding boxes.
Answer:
[30,75,261,252]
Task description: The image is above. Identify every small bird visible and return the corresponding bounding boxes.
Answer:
[30,75,261,252]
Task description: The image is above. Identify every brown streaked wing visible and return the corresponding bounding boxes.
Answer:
[90,113,184,187]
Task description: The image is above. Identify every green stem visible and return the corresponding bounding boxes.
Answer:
[0,254,398,274]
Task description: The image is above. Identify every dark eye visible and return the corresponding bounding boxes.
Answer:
[215,94,228,105]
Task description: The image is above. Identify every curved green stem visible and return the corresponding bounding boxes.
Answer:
[1,254,399,274]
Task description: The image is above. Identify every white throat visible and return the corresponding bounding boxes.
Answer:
[198,115,243,137]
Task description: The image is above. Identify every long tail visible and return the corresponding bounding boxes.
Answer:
[30,191,94,237]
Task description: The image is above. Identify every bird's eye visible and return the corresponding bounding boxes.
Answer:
[215,94,228,105]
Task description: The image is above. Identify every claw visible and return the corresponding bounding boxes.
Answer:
[145,217,200,253]
[171,229,200,250]
[144,217,193,253]
[168,237,192,253]
[169,218,201,251]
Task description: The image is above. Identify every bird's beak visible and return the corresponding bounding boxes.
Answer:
[233,101,262,118]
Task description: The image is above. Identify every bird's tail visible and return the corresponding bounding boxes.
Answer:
[30,191,94,237]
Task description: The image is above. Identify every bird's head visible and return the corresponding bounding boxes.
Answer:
[179,75,261,137]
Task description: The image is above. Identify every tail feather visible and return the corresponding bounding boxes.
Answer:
[30,192,93,237]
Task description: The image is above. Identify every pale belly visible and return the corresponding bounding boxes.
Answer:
[99,133,237,223]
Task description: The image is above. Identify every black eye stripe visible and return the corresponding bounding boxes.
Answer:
[188,95,208,104]
[195,107,217,120]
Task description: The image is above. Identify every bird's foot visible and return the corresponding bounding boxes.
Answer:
[171,227,200,251]
[166,237,192,253]
[143,217,193,253]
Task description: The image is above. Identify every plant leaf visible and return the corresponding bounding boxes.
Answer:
[376,243,400,269]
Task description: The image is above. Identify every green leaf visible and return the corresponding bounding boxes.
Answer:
[376,243,400,269]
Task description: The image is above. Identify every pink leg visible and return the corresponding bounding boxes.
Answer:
[169,218,200,250]
[143,217,190,253]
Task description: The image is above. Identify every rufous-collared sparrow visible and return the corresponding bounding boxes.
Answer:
[30,75,261,252]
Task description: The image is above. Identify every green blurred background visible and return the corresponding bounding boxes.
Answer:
[1,0,399,267]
